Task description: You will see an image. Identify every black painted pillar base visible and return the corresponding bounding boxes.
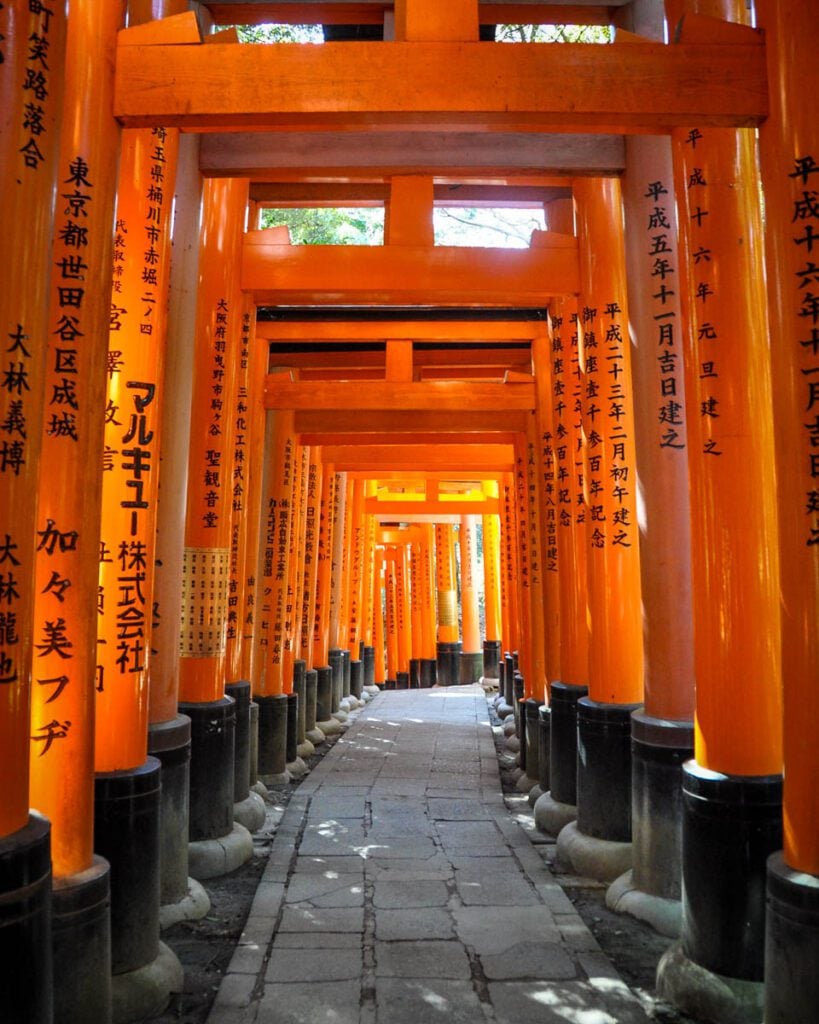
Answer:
[148,714,192,906]
[362,645,375,688]
[350,659,363,699]
[538,706,551,792]
[329,648,344,713]
[385,678,396,690]
[436,641,462,686]
[53,855,112,1024]
[180,698,236,841]
[523,698,541,781]
[396,671,410,689]
[0,813,53,1024]
[409,658,421,688]
[631,712,693,902]
[512,671,525,740]
[256,693,290,782]
[576,698,640,843]
[341,649,351,701]
[315,666,342,735]
[680,762,782,981]
[94,759,161,975]
[504,653,515,708]
[420,658,437,688]
[459,651,484,684]
[304,669,321,743]
[483,640,501,679]
[225,682,251,803]
[765,852,819,1024]
[549,681,588,806]
[293,660,307,746]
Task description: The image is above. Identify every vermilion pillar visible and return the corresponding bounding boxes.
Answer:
[178,177,252,873]
[459,516,482,683]
[256,406,296,779]
[27,1,122,1016]
[373,549,386,687]
[499,472,520,663]
[756,3,819,1019]
[283,442,309,694]
[409,536,423,686]
[312,464,335,672]
[618,0,695,921]
[567,177,643,856]
[418,524,438,687]
[434,523,460,685]
[656,2,784,1007]
[395,543,411,686]
[359,482,378,691]
[1,5,65,1021]
[481,482,502,680]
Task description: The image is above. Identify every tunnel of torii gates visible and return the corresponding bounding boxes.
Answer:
[1,0,819,1022]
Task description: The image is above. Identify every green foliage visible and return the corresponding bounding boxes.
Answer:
[235,24,322,44]
[495,24,613,44]
[259,207,384,245]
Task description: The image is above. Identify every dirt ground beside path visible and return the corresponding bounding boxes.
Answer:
[148,695,698,1024]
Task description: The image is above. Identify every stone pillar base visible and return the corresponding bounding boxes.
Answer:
[527,784,543,807]
[159,876,211,931]
[188,822,253,880]
[606,869,681,938]
[656,943,763,1024]
[765,851,819,1024]
[286,756,309,780]
[555,820,632,883]
[53,855,111,1024]
[234,790,267,833]
[533,791,577,837]
[306,726,326,746]
[111,940,183,1024]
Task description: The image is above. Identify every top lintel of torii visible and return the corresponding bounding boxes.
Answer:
[114,8,767,134]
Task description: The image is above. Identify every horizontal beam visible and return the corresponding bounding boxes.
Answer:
[294,408,528,433]
[302,431,520,446]
[250,182,571,207]
[205,3,618,27]
[368,499,499,516]
[322,443,514,469]
[116,37,766,131]
[244,232,578,305]
[266,379,537,410]
[202,131,625,178]
[258,320,542,340]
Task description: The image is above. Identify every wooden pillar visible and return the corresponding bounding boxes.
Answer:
[531,333,561,694]
[385,550,399,684]
[435,522,460,686]
[756,4,819,1019]
[283,442,309,693]
[1,4,66,1022]
[373,548,386,686]
[570,176,643,850]
[312,463,335,670]
[328,471,347,651]
[655,1,784,1002]
[459,516,483,684]
[481,481,503,679]
[299,450,322,673]
[27,0,121,884]
[345,478,366,659]
[499,472,520,660]
[618,0,696,913]
[393,0,478,41]
[176,178,251,868]
[409,536,423,684]
[418,523,437,686]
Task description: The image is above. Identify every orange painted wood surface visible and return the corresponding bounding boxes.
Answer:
[756,0,817,861]
[243,234,579,306]
[268,380,536,412]
[114,40,767,131]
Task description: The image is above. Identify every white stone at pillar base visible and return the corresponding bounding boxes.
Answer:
[554,820,632,883]
[112,941,183,1024]
[159,877,211,931]
[533,791,577,837]
[606,869,682,939]
[188,822,254,881]
[234,790,267,834]
[656,943,764,1024]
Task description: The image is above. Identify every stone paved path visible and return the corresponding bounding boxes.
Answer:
[207,685,651,1024]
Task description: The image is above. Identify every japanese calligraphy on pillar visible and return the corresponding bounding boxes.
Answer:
[569,311,588,528]
[644,179,686,449]
[300,456,319,660]
[226,311,251,648]
[789,154,819,545]
[100,128,176,713]
[682,128,722,458]
[17,0,58,173]
[548,314,565,567]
